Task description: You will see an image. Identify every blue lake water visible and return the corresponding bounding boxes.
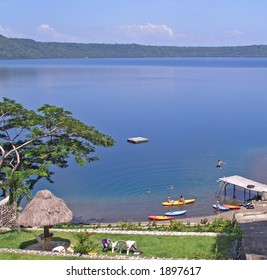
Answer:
[1,57,267,223]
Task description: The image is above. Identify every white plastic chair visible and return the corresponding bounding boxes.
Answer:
[112,240,137,255]
[52,245,66,253]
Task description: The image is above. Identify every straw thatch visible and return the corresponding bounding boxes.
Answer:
[18,190,73,227]
[18,190,73,251]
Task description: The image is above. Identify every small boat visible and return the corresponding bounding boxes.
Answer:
[212,204,229,211]
[165,210,187,216]
[162,198,195,206]
[222,204,241,210]
[148,215,174,221]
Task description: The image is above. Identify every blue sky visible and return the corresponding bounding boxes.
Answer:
[0,0,266,46]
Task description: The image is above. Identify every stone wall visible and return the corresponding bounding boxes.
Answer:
[0,204,18,228]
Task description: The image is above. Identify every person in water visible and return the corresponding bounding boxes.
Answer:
[216,160,225,169]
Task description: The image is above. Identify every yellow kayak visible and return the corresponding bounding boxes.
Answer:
[148,215,174,221]
[162,198,195,206]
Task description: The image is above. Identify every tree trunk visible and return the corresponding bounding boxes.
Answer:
[14,202,21,233]
[43,225,51,251]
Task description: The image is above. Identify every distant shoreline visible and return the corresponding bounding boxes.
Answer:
[2,35,267,60]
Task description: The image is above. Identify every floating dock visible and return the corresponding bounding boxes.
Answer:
[127,137,149,144]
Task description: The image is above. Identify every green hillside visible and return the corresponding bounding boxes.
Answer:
[1,35,267,59]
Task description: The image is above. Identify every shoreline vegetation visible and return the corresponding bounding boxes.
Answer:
[0,216,242,260]
[1,35,267,59]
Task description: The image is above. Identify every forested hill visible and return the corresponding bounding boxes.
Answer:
[1,34,267,59]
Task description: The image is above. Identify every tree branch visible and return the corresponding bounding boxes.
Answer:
[4,126,62,159]
[0,146,5,170]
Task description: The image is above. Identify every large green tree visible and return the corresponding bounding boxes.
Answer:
[0,97,115,205]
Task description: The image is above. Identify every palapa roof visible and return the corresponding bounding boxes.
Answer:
[218,175,267,193]
[18,190,73,227]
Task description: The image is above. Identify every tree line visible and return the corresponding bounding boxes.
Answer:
[1,34,267,59]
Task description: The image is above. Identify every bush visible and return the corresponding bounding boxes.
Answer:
[73,230,99,255]
[167,221,186,231]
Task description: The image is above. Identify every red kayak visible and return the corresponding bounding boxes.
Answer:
[222,204,241,210]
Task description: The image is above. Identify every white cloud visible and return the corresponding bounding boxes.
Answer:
[37,24,77,42]
[119,23,174,37]
[112,23,176,45]
[138,23,174,37]
[0,24,14,37]
[38,24,62,39]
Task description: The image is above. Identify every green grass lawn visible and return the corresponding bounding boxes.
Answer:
[0,229,232,260]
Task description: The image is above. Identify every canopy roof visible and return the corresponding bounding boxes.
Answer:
[218,175,267,193]
[18,190,73,227]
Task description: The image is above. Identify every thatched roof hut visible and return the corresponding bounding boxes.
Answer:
[18,190,73,250]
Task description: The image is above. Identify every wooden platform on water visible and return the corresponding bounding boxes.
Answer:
[127,137,149,144]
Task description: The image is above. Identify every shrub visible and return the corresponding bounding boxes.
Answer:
[200,217,209,224]
[117,221,127,230]
[167,221,186,231]
[147,220,158,230]
[73,230,99,255]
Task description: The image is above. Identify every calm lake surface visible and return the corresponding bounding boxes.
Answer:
[1,57,267,223]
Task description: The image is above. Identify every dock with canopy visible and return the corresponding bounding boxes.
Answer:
[217,175,267,200]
